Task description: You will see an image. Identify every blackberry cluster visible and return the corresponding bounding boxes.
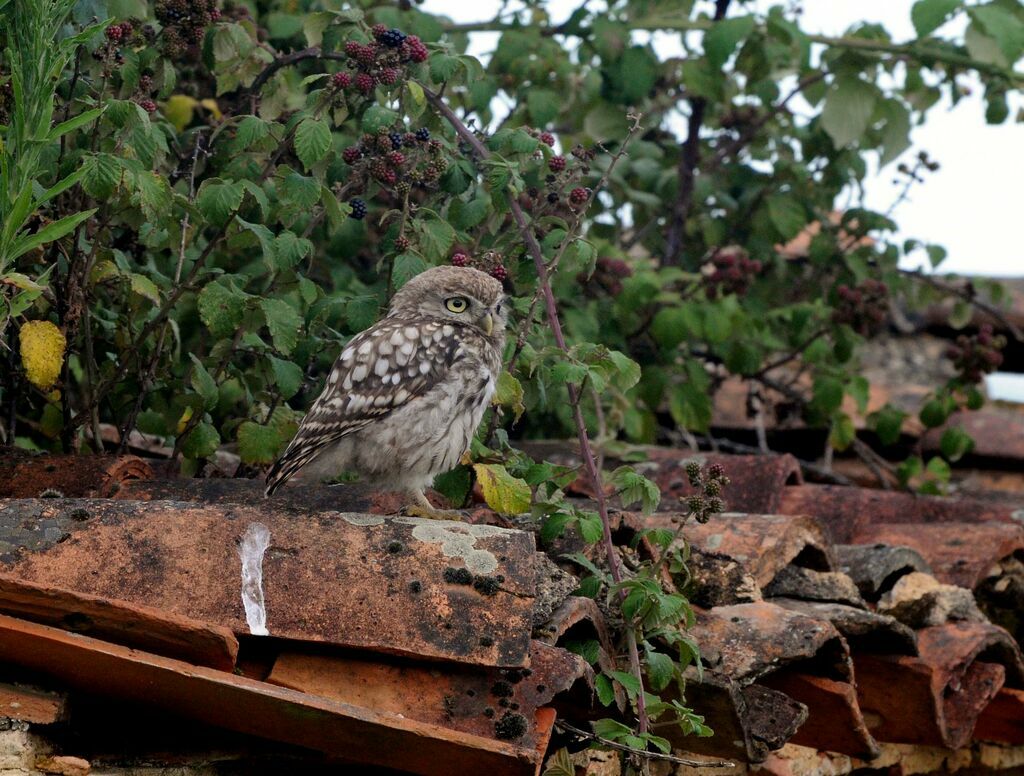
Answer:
[331,26,429,101]
[349,198,367,220]
[577,257,632,297]
[155,0,221,57]
[342,126,443,191]
[93,20,139,69]
[104,20,134,41]
[704,249,763,300]
[683,461,729,524]
[450,251,507,282]
[945,324,1006,384]
[832,279,889,336]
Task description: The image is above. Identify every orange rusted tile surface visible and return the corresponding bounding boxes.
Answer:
[689,602,851,683]
[652,513,834,589]
[0,613,545,776]
[975,687,1024,744]
[0,499,537,667]
[760,672,879,758]
[0,575,238,670]
[778,483,1023,543]
[855,622,1023,749]
[0,681,67,724]
[0,452,153,499]
[267,641,586,749]
[851,522,1024,589]
[923,411,1024,462]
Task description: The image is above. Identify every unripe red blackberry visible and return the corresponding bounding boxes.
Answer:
[357,43,377,64]
[379,67,400,85]
[569,187,590,205]
[139,99,157,113]
[106,24,123,41]
[332,71,352,89]
[539,131,555,147]
[708,463,726,480]
[404,35,428,62]
[395,235,411,251]
[451,253,469,267]
[381,169,398,185]
[355,73,375,94]
[403,132,417,145]
[139,74,153,92]
[119,20,133,34]
[344,41,362,57]
[490,265,508,281]
[342,146,361,164]
[371,23,387,39]
[548,155,566,172]
[386,151,405,166]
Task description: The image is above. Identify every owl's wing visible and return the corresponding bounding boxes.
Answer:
[264,318,460,495]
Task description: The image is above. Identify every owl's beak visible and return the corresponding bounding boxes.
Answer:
[482,313,494,336]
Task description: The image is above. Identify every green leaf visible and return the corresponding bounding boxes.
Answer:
[645,649,675,692]
[919,398,949,428]
[235,115,270,150]
[414,218,456,262]
[294,117,332,170]
[704,15,755,68]
[429,54,460,84]
[432,465,472,507]
[879,100,912,166]
[473,463,532,515]
[361,104,399,134]
[526,89,560,125]
[9,209,95,261]
[129,273,161,305]
[493,371,525,421]
[46,106,104,141]
[81,153,121,200]
[303,11,334,46]
[180,422,220,459]
[449,197,488,230]
[765,194,806,240]
[197,280,247,338]
[820,75,877,148]
[392,253,429,289]
[272,230,313,269]
[237,421,284,465]
[196,178,244,225]
[812,376,844,414]
[829,413,856,451]
[260,298,303,355]
[939,425,974,462]
[268,356,304,400]
[594,674,616,707]
[278,171,321,212]
[609,466,661,513]
[911,0,961,36]
[189,354,219,411]
[870,405,906,446]
[609,670,641,698]
[346,294,380,330]
[576,511,604,543]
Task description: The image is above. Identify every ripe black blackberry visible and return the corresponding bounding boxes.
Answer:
[349,198,367,220]
[415,127,430,142]
[380,28,406,48]
[388,131,403,149]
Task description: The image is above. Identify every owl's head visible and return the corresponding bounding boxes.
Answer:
[388,266,508,337]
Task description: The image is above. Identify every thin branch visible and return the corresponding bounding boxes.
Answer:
[555,720,734,768]
[900,269,1024,343]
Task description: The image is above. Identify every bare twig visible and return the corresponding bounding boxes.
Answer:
[900,269,1023,343]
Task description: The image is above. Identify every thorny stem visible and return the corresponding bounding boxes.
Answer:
[423,85,655,742]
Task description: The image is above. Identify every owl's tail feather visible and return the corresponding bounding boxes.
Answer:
[264,445,318,497]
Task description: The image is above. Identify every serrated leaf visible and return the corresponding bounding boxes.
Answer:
[526,89,560,125]
[645,649,675,691]
[392,253,429,289]
[303,11,333,45]
[449,197,488,230]
[272,230,313,269]
[610,670,641,698]
[294,117,332,170]
[189,353,219,411]
[820,75,877,148]
[473,463,531,515]
[268,356,304,400]
[235,115,270,150]
[361,104,399,133]
[346,294,380,330]
[180,422,220,459]
[493,371,525,421]
[260,298,303,355]
[237,420,284,465]
[81,153,121,200]
[414,217,456,262]
[594,675,616,707]
[129,273,161,305]
[196,178,244,225]
[766,194,806,240]
[429,54,460,83]
[278,171,321,212]
[198,280,247,338]
[704,15,755,68]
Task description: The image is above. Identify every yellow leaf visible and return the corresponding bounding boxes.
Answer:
[473,463,532,515]
[18,320,66,390]
[199,98,222,121]
[163,94,198,132]
[176,405,194,434]
[492,371,525,421]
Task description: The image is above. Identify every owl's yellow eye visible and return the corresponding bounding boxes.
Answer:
[445,296,469,313]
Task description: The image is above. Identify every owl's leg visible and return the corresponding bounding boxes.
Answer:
[405,487,463,521]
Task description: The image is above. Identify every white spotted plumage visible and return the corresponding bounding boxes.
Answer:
[265,267,507,503]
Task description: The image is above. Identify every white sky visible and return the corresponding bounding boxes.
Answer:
[422,0,1023,278]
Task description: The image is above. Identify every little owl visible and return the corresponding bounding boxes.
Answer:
[265,265,507,519]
